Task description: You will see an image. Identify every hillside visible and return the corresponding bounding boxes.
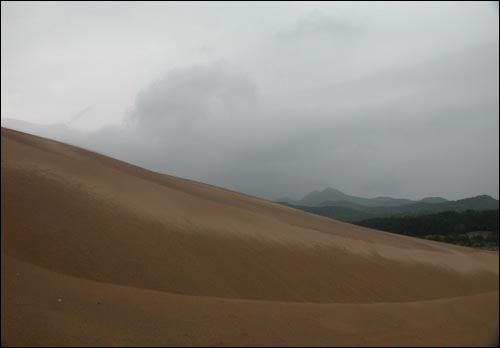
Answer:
[1,128,498,346]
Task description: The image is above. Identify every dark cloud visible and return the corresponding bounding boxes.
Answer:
[129,64,258,134]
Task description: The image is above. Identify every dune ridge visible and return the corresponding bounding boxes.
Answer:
[1,127,498,346]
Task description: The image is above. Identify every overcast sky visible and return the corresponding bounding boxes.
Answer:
[2,1,499,201]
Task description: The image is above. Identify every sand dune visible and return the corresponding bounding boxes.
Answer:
[1,127,498,346]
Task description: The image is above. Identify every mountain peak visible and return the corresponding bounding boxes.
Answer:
[463,195,496,201]
[322,187,344,194]
[420,197,448,204]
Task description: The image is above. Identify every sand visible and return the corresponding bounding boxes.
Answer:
[1,127,498,346]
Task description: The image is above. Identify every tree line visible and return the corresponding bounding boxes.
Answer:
[354,209,499,248]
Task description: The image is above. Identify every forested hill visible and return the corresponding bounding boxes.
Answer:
[355,210,499,250]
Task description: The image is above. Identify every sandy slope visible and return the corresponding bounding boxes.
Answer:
[1,127,498,346]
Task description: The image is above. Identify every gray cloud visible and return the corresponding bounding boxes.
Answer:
[2,2,499,201]
[129,64,258,135]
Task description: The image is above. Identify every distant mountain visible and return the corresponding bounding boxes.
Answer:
[420,195,499,213]
[278,187,448,208]
[419,197,448,204]
[279,195,499,223]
